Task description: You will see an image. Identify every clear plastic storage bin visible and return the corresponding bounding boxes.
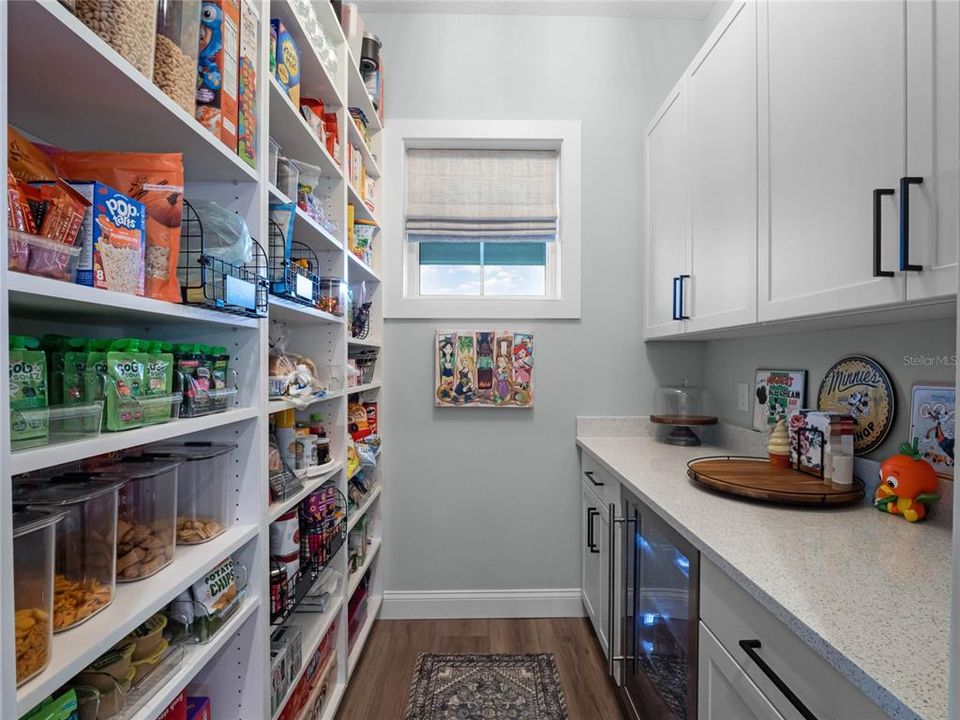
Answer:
[269,138,281,188]
[142,442,238,544]
[318,277,346,316]
[154,0,201,113]
[14,509,65,687]
[13,478,126,632]
[92,459,181,582]
[277,157,300,201]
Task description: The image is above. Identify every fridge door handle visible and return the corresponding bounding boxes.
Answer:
[607,503,636,683]
[899,176,924,272]
[872,188,895,277]
[739,639,819,720]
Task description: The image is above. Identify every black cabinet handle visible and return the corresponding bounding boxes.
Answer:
[739,639,818,720]
[585,470,604,487]
[587,508,599,553]
[672,276,680,320]
[677,274,690,320]
[899,176,924,271]
[873,188,895,277]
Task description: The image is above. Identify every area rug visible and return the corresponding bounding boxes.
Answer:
[404,653,568,720]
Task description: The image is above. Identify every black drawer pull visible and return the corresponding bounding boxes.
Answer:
[672,276,680,321]
[739,639,818,720]
[873,188,895,277]
[899,176,923,272]
[585,470,604,487]
[586,508,599,553]
[677,274,690,320]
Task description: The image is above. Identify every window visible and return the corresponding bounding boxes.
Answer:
[384,120,581,319]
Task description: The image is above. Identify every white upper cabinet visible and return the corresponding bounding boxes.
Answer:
[685,2,758,333]
[643,85,689,338]
[757,0,907,321]
[905,0,960,300]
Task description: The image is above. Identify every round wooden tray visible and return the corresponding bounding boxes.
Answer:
[650,415,718,426]
[687,456,864,507]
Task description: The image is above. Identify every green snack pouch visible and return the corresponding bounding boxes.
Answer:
[211,345,230,412]
[62,337,100,433]
[142,340,175,424]
[22,688,78,720]
[83,339,112,408]
[10,335,48,445]
[105,338,146,431]
[40,334,70,406]
[175,343,210,417]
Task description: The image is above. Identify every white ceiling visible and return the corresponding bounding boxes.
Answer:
[353,0,717,20]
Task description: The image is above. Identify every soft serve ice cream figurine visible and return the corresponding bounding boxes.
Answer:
[874,440,940,522]
[768,419,790,468]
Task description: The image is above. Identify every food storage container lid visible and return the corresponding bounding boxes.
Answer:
[13,509,67,538]
[142,441,238,462]
[12,477,127,506]
[87,458,183,480]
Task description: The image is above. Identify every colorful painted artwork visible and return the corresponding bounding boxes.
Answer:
[753,369,806,431]
[436,331,534,407]
[817,355,895,455]
[908,384,955,479]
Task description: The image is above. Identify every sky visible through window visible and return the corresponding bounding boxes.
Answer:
[420,265,546,296]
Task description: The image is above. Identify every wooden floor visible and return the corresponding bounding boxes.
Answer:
[336,617,626,720]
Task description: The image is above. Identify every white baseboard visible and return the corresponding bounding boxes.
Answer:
[380,588,586,620]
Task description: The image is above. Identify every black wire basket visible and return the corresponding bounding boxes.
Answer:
[267,218,322,306]
[178,199,269,317]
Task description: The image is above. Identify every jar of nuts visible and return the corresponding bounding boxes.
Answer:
[14,510,66,686]
[154,0,201,114]
[90,458,182,582]
[13,478,126,632]
[75,0,159,80]
[142,442,237,545]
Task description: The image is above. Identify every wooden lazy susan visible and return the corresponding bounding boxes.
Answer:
[687,456,864,507]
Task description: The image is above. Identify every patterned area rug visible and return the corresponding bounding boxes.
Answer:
[404,653,569,720]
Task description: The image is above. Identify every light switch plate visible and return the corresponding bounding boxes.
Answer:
[737,382,750,413]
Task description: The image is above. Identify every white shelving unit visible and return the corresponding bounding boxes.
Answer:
[1,1,385,718]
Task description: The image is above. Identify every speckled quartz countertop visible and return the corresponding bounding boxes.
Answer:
[576,423,951,720]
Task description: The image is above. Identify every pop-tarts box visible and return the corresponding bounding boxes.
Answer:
[186,696,212,720]
[69,182,146,295]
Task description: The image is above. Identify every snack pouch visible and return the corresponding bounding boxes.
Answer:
[105,338,147,431]
[28,181,90,280]
[10,335,48,444]
[174,343,208,417]
[7,125,56,182]
[212,345,230,412]
[40,334,87,406]
[63,338,102,433]
[51,151,185,302]
[143,341,175,425]
[83,339,112,410]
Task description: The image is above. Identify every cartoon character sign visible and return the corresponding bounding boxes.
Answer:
[909,384,956,478]
[436,331,534,408]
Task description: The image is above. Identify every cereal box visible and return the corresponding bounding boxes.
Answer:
[37,181,146,294]
[237,0,258,169]
[271,19,301,106]
[197,0,240,150]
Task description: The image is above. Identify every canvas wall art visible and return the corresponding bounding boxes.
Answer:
[436,331,534,407]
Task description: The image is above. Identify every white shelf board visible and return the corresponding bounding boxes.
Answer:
[347,382,382,395]
[346,252,381,284]
[347,337,381,348]
[269,295,345,325]
[269,77,343,180]
[8,273,259,329]
[7,1,257,183]
[348,593,383,676]
[270,184,293,204]
[347,183,379,226]
[272,595,344,720]
[347,539,382,599]
[345,50,382,133]
[16,524,260,715]
[267,391,345,414]
[129,596,261,720]
[10,407,260,476]
[319,681,348,720]
[347,119,381,179]
[347,486,382,533]
[269,0,345,108]
[296,207,344,253]
[269,462,343,522]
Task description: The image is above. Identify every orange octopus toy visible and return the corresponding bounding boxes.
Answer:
[874,440,940,522]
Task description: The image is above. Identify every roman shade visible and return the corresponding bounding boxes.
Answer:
[405,148,559,243]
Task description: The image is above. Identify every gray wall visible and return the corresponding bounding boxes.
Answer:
[373,12,712,593]
[701,318,957,459]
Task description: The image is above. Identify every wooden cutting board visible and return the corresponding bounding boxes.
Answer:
[687,456,864,506]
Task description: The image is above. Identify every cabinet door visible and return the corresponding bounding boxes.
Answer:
[597,507,611,657]
[644,84,688,338]
[905,0,959,300]
[698,623,785,720]
[581,484,602,637]
[686,2,758,333]
[758,0,906,321]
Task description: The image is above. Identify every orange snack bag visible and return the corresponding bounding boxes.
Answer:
[51,151,184,302]
[7,125,56,182]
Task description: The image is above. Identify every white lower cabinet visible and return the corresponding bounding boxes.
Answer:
[581,480,602,636]
[698,623,784,720]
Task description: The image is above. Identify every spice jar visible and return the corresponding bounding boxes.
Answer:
[13,478,126,632]
[141,442,237,545]
[75,0,159,79]
[14,510,66,686]
[154,0,201,114]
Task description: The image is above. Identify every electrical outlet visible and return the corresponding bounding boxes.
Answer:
[737,383,750,413]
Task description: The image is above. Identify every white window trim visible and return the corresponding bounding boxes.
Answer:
[383,119,582,319]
